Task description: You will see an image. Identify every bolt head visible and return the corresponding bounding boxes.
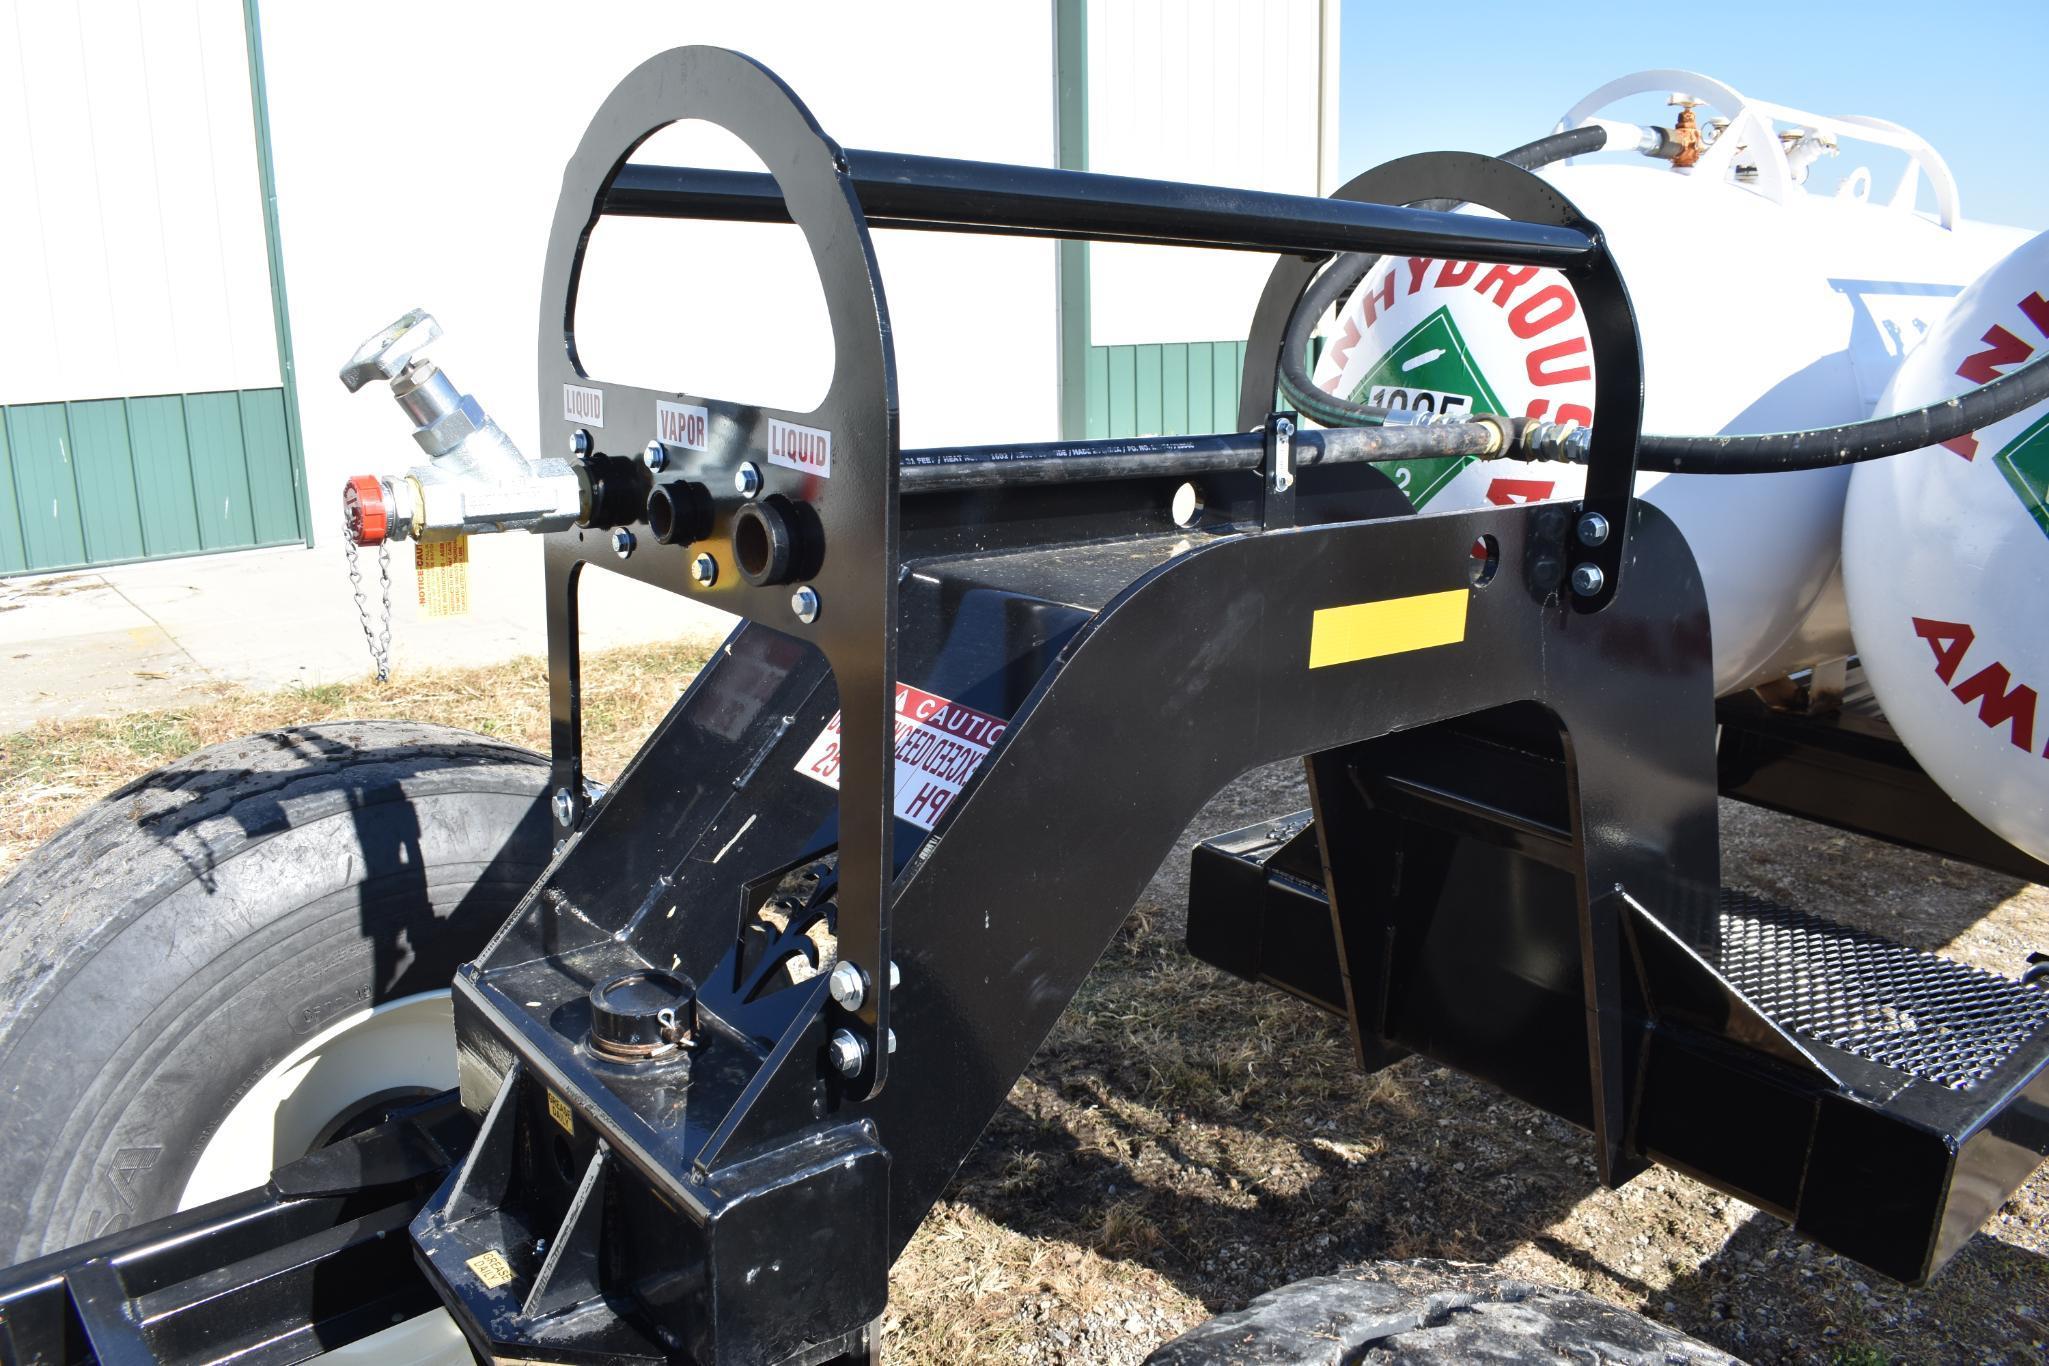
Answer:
[827,961,866,1012]
[889,960,902,989]
[551,788,576,827]
[1575,510,1611,547]
[886,1028,897,1054]
[570,429,592,457]
[642,440,666,471]
[734,462,762,498]
[791,584,820,624]
[611,528,636,559]
[690,552,718,587]
[827,1028,866,1077]
[1570,562,1606,597]
[1274,418,1295,440]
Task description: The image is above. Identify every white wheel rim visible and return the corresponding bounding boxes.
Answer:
[178,990,457,1210]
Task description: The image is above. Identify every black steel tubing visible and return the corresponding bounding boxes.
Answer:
[897,423,1506,493]
[606,150,1595,266]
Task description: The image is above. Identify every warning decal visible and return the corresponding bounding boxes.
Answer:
[795,684,1007,831]
[466,1249,514,1289]
[1352,307,1504,509]
[415,535,471,618]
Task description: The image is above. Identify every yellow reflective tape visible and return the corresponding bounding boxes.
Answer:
[1308,589,1468,669]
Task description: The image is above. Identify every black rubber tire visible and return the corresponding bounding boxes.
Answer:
[1144,1259,1737,1364]
[0,721,552,1262]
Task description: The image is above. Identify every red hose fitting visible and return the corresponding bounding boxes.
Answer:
[344,475,388,546]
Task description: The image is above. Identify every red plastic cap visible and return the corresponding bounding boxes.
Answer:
[344,475,388,545]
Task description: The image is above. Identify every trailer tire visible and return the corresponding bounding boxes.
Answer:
[1144,1259,1735,1364]
[0,721,553,1262]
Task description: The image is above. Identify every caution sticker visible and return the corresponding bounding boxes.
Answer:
[466,1249,515,1289]
[795,684,1006,830]
[415,536,471,618]
[547,1090,574,1135]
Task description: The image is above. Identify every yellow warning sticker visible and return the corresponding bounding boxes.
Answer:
[1308,589,1468,669]
[547,1090,574,1135]
[415,535,471,618]
[466,1249,515,1289]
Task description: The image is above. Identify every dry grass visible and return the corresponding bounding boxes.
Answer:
[3,650,2047,1363]
[0,641,708,878]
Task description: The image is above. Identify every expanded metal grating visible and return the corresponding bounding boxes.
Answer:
[1712,892,2049,1092]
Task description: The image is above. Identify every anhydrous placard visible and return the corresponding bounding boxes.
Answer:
[794,684,1007,830]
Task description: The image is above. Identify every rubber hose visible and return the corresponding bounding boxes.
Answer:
[1277,124,1613,429]
[1634,354,2049,473]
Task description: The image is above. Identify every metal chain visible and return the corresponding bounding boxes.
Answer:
[343,515,393,683]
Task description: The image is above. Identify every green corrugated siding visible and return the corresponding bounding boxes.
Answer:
[0,412,26,571]
[128,396,204,557]
[0,388,303,576]
[66,400,146,562]
[1087,340,1249,439]
[5,405,87,570]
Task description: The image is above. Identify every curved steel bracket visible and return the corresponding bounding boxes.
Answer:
[1240,150,1645,611]
[536,46,901,1095]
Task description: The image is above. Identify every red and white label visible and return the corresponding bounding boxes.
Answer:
[656,399,709,451]
[767,418,832,478]
[794,684,1006,830]
[563,383,605,428]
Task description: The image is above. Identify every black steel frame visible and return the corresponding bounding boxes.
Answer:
[5,44,2046,1366]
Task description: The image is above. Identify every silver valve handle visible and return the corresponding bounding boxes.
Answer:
[339,308,443,392]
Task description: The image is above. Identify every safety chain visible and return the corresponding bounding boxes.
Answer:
[343,514,393,683]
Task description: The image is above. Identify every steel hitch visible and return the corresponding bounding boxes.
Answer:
[14,41,2048,1366]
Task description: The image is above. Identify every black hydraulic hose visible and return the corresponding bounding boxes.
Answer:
[1276,124,1614,429]
[1633,354,2049,473]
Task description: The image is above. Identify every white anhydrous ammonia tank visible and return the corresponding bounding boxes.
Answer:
[1844,232,2049,863]
[1313,71,2029,696]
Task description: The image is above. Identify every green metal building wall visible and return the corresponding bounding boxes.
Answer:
[0,389,302,575]
[1084,340,1250,438]
[0,0,307,579]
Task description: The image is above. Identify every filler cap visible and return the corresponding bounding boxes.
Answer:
[344,476,388,546]
[589,969,698,1061]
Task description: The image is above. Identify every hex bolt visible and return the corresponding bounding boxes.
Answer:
[734,462,762,498]
[827,960,866,1012]
[827,1027,866,1077]
[1570,562,1607,597]
[1575,510,1611,547]
[611,528,636,559]
[886,1028,898,1055]
[790,584,820,624]
[643,440,667,471]
[889,961,902,989]
[570,429,592,457]
[690,552,718,587]
[551,788,576,827]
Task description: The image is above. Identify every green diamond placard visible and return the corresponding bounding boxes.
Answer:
[1992,409,2049,543]
[1346,306,1506,508]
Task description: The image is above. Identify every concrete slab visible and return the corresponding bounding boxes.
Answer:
[1,537,734,732]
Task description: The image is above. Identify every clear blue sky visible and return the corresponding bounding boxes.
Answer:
[1338,0,2049,232]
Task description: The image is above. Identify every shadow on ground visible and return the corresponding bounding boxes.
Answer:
[926,762,2049,1364]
